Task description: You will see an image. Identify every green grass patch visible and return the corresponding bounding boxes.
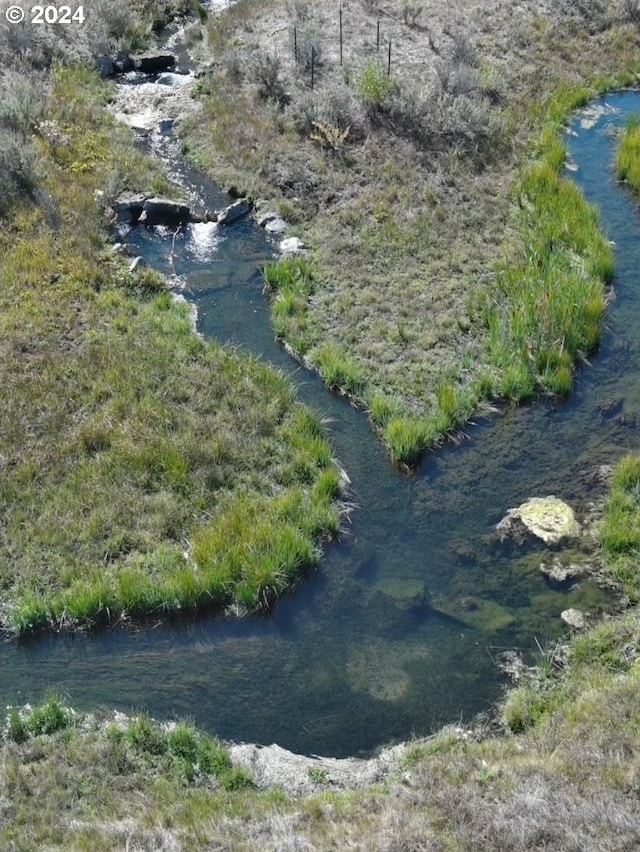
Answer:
[309,342,367,397]
[599,453,640,602]
[263,256,316,354]
[616,115,640,192]
[485,85,614,402]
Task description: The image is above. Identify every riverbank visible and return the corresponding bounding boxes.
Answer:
[2,454,639,849]
[0,4,342,633]
[180,0,640,463]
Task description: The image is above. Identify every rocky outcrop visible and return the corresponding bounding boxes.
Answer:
[112,195,147,224]
[496,496,581,547]
[540,557,592,586]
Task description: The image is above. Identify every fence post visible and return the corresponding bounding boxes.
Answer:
[339,7,343,66]
[377,20,380,52]
[387,39,391,75]
[311,45,315,89]
[294,25,297,63]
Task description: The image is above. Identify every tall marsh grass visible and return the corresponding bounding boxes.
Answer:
[485,87,614,401]
[616,115,640,193]
[599,453,640,603]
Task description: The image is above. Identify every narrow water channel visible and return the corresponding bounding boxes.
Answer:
[1,83,639,757]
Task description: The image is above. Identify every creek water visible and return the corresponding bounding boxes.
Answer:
[1,72,639,755]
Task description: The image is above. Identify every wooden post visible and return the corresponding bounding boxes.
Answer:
[377,20,380,52]
[311,45,315,89]
[339,7,343,66]
[294,25,297,63]
[387,39,391,75]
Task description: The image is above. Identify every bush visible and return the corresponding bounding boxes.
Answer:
[0,128,41,218]
[357,62,394,113]
[0,71,44,134]
[254,52,290,107]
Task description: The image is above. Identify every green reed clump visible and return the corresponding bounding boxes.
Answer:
[617,115,640,193]
[599,453,640,602]
[310,342,366,397]
[264,256,315,354]
[192,494,323,609]
[5,696,73,742]
[112,715,252,788]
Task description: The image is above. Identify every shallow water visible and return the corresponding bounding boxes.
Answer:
[1,91,639,758]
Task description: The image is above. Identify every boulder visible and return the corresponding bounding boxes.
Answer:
[134,54,176,74]
[113,51,134,74]
[561,608,585,629]
[496,496,581,547]
[217,199,251,226]
[265,217,288,234]
[280,236,307,255]
[138,197,191,226]
[112,195,148,224]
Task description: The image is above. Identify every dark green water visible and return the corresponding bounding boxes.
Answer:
[1,93,639,758]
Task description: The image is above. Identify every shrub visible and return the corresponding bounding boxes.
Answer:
[357,62,394,113]
[0,129,41,218]
[25,696,72,736]
[254,52,289,107]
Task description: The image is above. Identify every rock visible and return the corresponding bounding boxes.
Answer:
[280,236,307,255]
[371,579,431,613]
[496,496,581,547]
[448,540,477,566]
[598,397,624,419]
[540,557,591,585]
[129,256,147,273]
[561,608,585,629]
[139,197,191,226]
[578,464,613,491]
[133,54,176,74]
[113,195,148,224]
[217,199,251,226]
[265,217,288,234]
[96,55,114,78]
[156,72,194,88]
[113,51,134,74]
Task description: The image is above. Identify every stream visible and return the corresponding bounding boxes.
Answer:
[1,14,639,757]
